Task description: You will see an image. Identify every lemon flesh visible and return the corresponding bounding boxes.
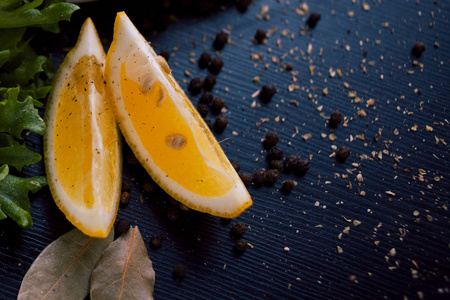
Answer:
[44,18,122,238]
[105,12,252,218]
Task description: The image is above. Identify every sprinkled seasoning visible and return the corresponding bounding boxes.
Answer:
[150,232,164,249]
[254,28,266,43]
[230,160,240,173]
[295,158,311,176]
[239,172,253,187]
[253,169,267,185]
[197,102,209,117]
[265,169,280,185]
[213,31,228,50]
[159,50,170,62]
[198,52,212,69]
[336,146,351,162]
[211,97,225,114]
[231,222,247,238]
[188,77,204,95]
[236,0,252,12]
[208,57,224,74]
[214,115,228,132]
[268,146,284,161]
[120,191,131,205]
[412,41,426,57]
[306,12,321,29]
[281,179,297,193]
[115,218,130,234]
[199,91,214,104]
[234,239,248,254]
[259,84,277,103]
[283,155,299,172]
[263,130,280,148]
[173,263,187,280]
[203,74,217,91]
[329,110,342,128]
[269,159,284,172]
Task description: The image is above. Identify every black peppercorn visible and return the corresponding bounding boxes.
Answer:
[199,91,214,104]
[268,146,284,161]
[213,31,228,50]
[120,191,131,205]
[239,172,252,187]
[285,63,293,71]
[412,41,426,57]
[263,131,279,149]
[121,181,131,192]
[159,50,170,62]
[211,97,225,114]
[198,52,212,68]
[254,28,266,43]
[283,155,299,172]
[252,169,267,185]
[269,159,284,172]
[188,77,204,95]
[173,263,187,280]
[150,232,163,249]
[208,57,224,74]
[234,239,248,254]
[203,74,217,91]
[126,152,139,165]
[142,181,156,192]
[166,206,180,221]
[329,110,342,128]
[230,160,240,173]
[306,12,321,28]
[281,179,297,193]
[336,146,351,162]
[236,0,252,12]
[265,169,280,185]
[197,102,209,117]
[115,218,130,234]
[214,115,228,133]
[295,158,311,176]
[231,222,247,238]
[259,84,277,103]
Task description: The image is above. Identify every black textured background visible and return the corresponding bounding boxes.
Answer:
[1,0,449,299]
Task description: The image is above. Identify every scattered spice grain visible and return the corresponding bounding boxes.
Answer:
[159,50,170,62]
[211,97,225,114]
[198,52,212,69]
[230,160,240,173]
[173,263,187,280]
[203,74,217,91]
[281,179,297,193]
[199,91,214,104]
[214,115,228,132]
[208,57,224,74]
[115,218,130,234]
[213,31,228,50]
[231,222,247,238]
[412,41,426,57]
[265,169,280,185]
[234,239,248,254]
[283,155,299,172]
[254,28,266,43]
[253,169,267,185]
[268,146,284,161]
[259,83,277,103]
[150,232,164,249]
[329,110,342,128]
[295,158,311,176]
[120,191,131,205]
[306,12,321,28]
[336,146,351,162]
[197,102,209,117]
[269,159,284,172]
[263,130,280,148]
[239,172,253,187]
[188,77,204,95]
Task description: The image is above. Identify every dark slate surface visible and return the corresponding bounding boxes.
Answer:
[1,0,449,299]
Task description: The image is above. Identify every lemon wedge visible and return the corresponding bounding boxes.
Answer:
[44,18,122,238]
[104,12,252,218]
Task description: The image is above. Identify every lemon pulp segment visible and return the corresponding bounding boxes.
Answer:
[120,64,234,197]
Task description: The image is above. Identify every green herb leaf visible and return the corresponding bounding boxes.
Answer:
[90,227,156,300]
[0,0,79,29]
[0,133,42,171]
[0,165,46,228]
[18,227,114,299]
[0,87,46,139]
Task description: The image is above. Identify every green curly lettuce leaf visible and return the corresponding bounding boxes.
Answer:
[0,164,47,228]
[0,87,46,139]
[0,0,79,29]
[0,133,42,171]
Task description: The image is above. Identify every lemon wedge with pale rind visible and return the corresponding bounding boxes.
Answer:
[44,18,122,238]
[105,12,252,218]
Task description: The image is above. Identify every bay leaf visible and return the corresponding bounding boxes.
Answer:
[18,227,114,300]
[90,226,156,300]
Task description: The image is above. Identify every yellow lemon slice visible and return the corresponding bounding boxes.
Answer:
[44,18,122,238]
[105,12,252,218]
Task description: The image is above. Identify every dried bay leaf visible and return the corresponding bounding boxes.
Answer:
[18,227,114,300]
[90,226,155,300]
